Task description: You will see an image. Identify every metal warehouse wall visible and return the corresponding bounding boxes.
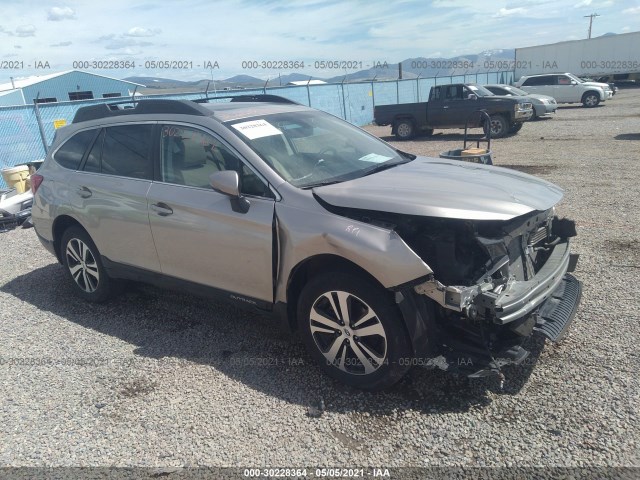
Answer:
[0,90,26,107]
[19,71,137,105]
[0,70,513,188]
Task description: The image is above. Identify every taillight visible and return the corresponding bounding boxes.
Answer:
[31,174,44,194]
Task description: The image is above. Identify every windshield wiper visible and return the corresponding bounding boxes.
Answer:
[301,179,344,189]
[362,158,411,177]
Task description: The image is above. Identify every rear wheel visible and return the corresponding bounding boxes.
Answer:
[61,227,113,303]
[395,120,415,140]
[297,273,412,390]
[582,92,600,108]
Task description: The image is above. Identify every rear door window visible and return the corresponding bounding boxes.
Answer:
[54,129,97,170]
[523,76,553,86]
[100,125,154,180]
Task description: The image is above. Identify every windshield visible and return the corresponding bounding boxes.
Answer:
[466,84,495,97]
[227,111,411,188]
[566,73,584,83]
[502,85,529,96]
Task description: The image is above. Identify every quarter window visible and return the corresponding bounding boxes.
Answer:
[160,124,269,197]
[54,129,97,170]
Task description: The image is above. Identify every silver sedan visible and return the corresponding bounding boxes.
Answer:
[485,84,558,119]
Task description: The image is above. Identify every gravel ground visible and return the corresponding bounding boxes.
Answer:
[0,88,639,471]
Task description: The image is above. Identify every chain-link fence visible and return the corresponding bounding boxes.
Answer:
[0,70,514,189]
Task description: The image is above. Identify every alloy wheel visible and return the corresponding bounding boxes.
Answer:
[65,238,100,293]
[309,290,388,375]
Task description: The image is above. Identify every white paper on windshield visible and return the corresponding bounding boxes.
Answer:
[231,119,282,140]
[359,153,393,164]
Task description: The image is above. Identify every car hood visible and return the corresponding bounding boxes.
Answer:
[313,157,564,221]
[528,93,556,102]
[581,81,608,90]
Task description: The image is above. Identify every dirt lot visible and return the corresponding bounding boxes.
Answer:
[1,88,639,472]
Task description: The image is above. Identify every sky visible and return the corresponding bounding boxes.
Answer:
[0,0,639,81]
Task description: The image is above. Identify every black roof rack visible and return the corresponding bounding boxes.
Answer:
[193,94,299,105]
[72,99,212,124]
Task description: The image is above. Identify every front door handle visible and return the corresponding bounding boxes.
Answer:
[151,202,173,216]
[76,186,92,198]
[443,105,449,109]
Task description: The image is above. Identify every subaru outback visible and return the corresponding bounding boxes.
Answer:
[31,96,582,390]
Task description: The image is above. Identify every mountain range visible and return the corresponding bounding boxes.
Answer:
[125,49,520,91]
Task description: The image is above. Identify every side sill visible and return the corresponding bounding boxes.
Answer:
[102,257,273,313]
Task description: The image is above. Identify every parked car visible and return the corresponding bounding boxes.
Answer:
[581,77,618,95]
[32,97,582,390]
[484,84,557,119]
[515,73,613,107]
[374,83,533,139]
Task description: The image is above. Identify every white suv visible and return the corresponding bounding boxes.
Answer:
[515,73,612,107]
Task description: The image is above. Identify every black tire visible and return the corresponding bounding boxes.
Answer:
[582,91,600,108]
[509,123,523,134]
[530,107,538,120]
[423,128,434,137]
[297,273,412,390]
[61,226,113,303]
[487,115,508,138]
[394,120,415,140]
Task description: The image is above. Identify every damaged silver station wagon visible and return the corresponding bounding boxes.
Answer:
[32,96,582,390]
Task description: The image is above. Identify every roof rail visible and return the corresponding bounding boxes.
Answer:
[72,99,212,123]
[193,94,299,105]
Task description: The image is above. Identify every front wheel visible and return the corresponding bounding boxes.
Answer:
[61,226,114,303]
[394,120,415,140]
[297,273,412,390]
[509,123,523,134]
[487,115,508,138]
[582,92,600,108]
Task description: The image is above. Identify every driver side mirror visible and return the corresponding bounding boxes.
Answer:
[570,80,578,85]
[467,93,478,100]
[209,170,250,214]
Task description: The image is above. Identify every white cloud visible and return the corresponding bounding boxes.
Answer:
[104,38,154,50]
[15,25,36,37]
[573,0,592,7]
[622,6,640,14]
[47,6,76,21]
[125,27,161,37]
[493,7,527,18]
[50,41,72,47]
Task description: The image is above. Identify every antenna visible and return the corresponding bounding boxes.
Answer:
[584,13,600,39]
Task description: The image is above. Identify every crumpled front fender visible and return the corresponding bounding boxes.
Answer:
[274,203,432,303]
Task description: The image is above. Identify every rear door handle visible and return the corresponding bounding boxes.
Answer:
[151,202,173,216]
[443,105,449,109]
[76,186,92,198]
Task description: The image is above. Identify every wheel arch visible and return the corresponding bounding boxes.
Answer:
[284,254,390,333]
[582,89,602,101]
[52,215,87,263]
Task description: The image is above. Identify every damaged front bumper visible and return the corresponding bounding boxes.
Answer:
[416,239,580,329]
[412,238,582,375]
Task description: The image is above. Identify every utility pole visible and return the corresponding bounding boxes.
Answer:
[584,13,600,39]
